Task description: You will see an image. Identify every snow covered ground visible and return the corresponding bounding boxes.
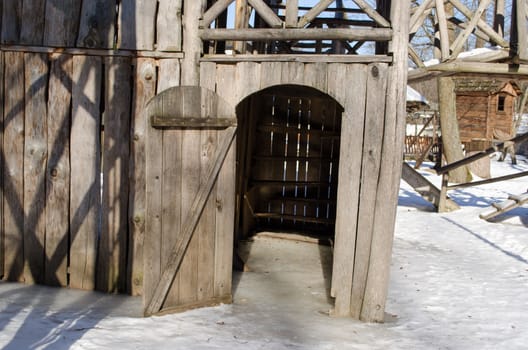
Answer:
[1,154,527,350]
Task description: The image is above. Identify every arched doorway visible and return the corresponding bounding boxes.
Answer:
[236,85,344,241]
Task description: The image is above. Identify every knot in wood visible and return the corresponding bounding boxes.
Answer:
[50,169,58,177]
[371,66,379,78]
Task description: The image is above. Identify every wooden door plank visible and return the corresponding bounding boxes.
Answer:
[20,0,45,45]
[98,57,132,293]
[1,0,21,44]
[129,58,157,296]
[304,62,328,92]
[330,63,367,317]
[350,63,388,318]
[145,126,236,316]
[2,52,25,282]
[281,62,305,85]
[118,0,157,50]
[23,52,49,285]
[77,0,117,48]
[45,54,72,287]
[70,55,102,290]
[157,0,183,51]
[157,59,181,93]
[260,61,282,90]
[44,0,82,47]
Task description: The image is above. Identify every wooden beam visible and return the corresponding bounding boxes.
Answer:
[0,45,184,58]
[450,0,492,58]
[201,53,392,63]
[410,0,434,34]
[285,0,299,28]
[144,126,236,316]
[428,61,528,75]
[351,0,390,27]
[516,0,528,60]
[247,0,283,28]
[151,116,237,128]
[449,0,509,48]
[201,0,235,28]
[298,0,335,28]
[494,0,505,37]
[200,28,393,41]
[435,0,451,61]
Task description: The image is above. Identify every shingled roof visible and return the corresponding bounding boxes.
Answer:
[454,79,521,95]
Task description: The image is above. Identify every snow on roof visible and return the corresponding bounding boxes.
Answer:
[406,85,428,104]
[420,46,503,67]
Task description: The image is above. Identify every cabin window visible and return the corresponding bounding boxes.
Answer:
[497,95,506,112]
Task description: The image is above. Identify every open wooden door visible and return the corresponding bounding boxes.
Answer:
[144,86,236,316]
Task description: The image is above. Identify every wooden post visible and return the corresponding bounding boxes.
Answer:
[515,0,528,61]
[494,0,505,38]
[0,51,3,279]
[434,0,450,61]
[182,0,206,85]
[234,0,249,54]
[285,0,298,28]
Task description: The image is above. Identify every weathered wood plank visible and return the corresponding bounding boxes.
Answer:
[20,0,46,45]
[0,51,3,279]
[45,54,72,287]
[129,58,157,296]
[304,62,328,92]
[77,0,117,48]
[44,0,82,47]
[151,116,236,128]
[260,61,282,89]
[182,0,206,85]
[118,0,157,50]
[281,61,304,85]
[1,1,22,44]
[98,57,132,293]
[330,63,367,317]
[23,52,48,285]
[157,59,181,93]
[145,126,237,315]
[361,0,410,323]
[517,0,528,61]
[2,52,25,282]
[157,0,183,51]
[70,55,102,290]
[350,63,388,318]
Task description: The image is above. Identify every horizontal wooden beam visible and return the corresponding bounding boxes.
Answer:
[427,62,528,75]
[0,45,184,58]
[447,170,528,190]
[201,54,393,63]
[200,28,393,41]
[151,116,237,128]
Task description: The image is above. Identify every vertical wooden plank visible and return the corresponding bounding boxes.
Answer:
[214,64,236,299]
[45,54,72,287]
[281,62,305,85]
[157,59,181,92]
[360,0,410,323]
[44,0,82,47]
[98,57,132,293]
[197,63,218,302]
[20,0,46,45]
[1,0,21,44]
[0,52,4,279]
[118,0,157,50]
[304,62,328,92]
[329,63,367,317]
[350,63,388,318]
[182,0,206,85]
[2,52,24,282]
[175,90,201,306]
[286,0,298,27]
[77,0,117,48]
[236,62,261,102]
[70,55,102,290]
[144,101,164,311]
[157,0,183,51]
[23,53,48,285]
[129,58,157,296]
[260,61,282,90]
[516,0,528,61]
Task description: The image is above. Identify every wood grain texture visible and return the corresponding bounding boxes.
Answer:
[361,1,410,322]
[129,58,157,296]
[44,0,82,47]
[98,57,132,293]
[157,59,181,93]
[329,63,367,317]
[45,54,72,287]
[70,55,102,290]
[118,0,157,50]
[2,52,25,282]
[23,52,48,284]
[0,51,3,279]
[1,0,22,44]
[350,63,388,318]
[77,0,117,48]
[182,0,205,85]
[20,0,46,45]
[157,0,183,51]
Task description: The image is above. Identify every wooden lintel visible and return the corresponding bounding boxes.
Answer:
[201,54,392,63]
[199,28,393,41]
[0,45,184,58]
[151,116,237,129]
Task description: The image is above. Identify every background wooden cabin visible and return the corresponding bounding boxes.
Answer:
[455,79,522,151]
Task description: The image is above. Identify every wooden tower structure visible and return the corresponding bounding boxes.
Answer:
[1,0,525,323]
